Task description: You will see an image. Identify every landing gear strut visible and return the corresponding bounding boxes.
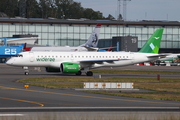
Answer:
[86,71,93,76]
[23,66,29,75]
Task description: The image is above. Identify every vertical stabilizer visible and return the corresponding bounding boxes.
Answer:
[82,23,101,47]
[138,28,164,54]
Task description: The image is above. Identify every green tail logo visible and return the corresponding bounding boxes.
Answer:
[138,28,164,54]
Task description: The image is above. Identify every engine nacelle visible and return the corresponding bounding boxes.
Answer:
[60,62,80,73]
[45,67,60,72]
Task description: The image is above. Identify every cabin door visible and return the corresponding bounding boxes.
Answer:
[29,52,34,62]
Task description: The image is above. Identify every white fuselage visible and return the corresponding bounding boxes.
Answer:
[30,46,91,52]
[6,51,158,69]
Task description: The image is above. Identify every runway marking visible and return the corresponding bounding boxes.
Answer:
[0,86,180,106]
[0,97,44,107]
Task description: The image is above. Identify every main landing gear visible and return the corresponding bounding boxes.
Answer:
[75,71,93,76]
[75,71,82,76]
[86,71,93,76]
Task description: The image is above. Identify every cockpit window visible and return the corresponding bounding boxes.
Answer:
[15,54,23,57]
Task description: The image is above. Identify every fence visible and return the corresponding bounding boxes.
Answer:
[84,82,134,89]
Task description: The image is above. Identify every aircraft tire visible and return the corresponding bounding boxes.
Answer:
[25,72,29,75]
[76,71,82,76]
[86,71,93,76]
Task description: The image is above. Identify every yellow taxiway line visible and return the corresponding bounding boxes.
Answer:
[0,96,44,107]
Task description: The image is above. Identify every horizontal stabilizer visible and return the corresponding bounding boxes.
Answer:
[84,47,99,51]
[146,54,167,58]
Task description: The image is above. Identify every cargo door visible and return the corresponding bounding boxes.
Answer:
[130,53,134,64]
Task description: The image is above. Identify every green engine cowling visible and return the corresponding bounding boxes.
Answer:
[45,67,60,72]
[60,62,80,73]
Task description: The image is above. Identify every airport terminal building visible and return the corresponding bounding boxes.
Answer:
[0,18,180,53]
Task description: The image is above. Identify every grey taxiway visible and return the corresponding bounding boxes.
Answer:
[0,63,180,112]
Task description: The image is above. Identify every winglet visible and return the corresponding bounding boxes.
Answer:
[138,28,164,54]
[107,45,113,51]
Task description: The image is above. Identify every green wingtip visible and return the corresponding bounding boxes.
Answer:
[138,28,164,54]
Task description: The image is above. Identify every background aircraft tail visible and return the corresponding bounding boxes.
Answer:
[138,28,164,54]
[81,23,101,47]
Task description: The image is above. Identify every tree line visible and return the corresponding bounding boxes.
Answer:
[0,0,117,20]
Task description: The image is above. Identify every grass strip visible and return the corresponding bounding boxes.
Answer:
[29,82,83,89]
[16,77,180,102]
[16,77,180,83]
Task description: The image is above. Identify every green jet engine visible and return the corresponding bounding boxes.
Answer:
[45,67,60,72]
[60,62,80,73]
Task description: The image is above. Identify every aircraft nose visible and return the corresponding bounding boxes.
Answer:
[6,59,13,65]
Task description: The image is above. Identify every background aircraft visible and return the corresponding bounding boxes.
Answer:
[24,23,101,52]
[158,53,180,62]
[6,29,164,76]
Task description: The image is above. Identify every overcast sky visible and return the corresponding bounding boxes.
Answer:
[75,0,180,21]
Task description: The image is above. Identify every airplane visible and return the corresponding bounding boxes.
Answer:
[24,23,101,52]
[158,53,180,62]
[6,28,164,76]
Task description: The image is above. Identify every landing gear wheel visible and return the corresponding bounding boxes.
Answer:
[86,71,93,76]
[76,71,82,76]
[25,72,29,75]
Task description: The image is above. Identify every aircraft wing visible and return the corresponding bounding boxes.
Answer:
[84,46,99,51]
[84,46,116,52]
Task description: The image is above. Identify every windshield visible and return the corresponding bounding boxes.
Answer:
[15,54,23,57]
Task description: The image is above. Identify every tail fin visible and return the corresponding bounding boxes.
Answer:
[82,23,101,47]
[138,28,163,54]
